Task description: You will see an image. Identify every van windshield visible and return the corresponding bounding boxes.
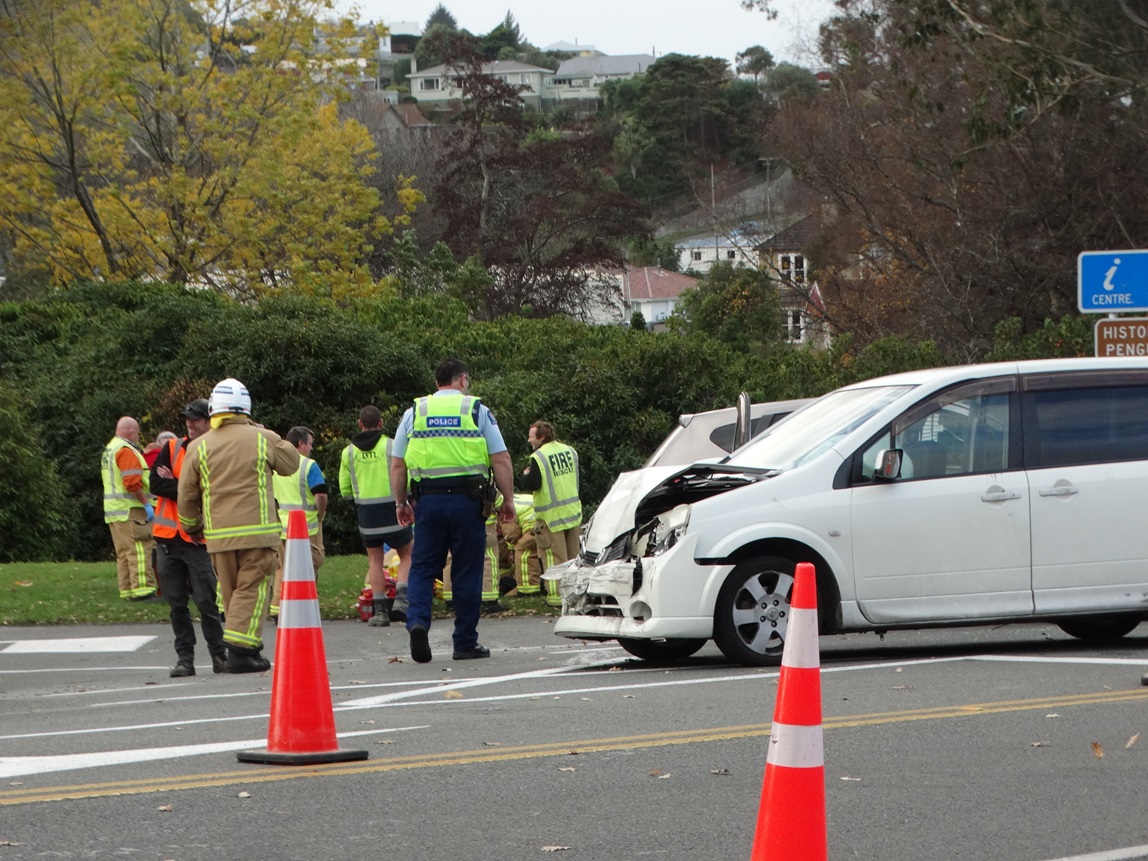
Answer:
[728,386,914,471]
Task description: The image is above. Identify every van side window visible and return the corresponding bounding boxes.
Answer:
[858,381,1014,481]
[1024,384,1148,468]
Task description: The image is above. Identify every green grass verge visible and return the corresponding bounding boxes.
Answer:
[0,555,558,626]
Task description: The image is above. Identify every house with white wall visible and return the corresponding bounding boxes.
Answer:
[549,54,655,107]
[407,60,553,112]
[675,227,762,274]
[620,266,699,329]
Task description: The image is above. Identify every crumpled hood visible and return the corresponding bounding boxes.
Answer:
[582,466,682,554]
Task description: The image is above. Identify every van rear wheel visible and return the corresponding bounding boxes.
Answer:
[616,638,707,661]
[1056,616,1142,641]
[713,555,802,668]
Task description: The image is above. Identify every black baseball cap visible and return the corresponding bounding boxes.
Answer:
[180,399,210,421]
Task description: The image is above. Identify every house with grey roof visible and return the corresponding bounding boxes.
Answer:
[407,59,553,111]
[549,54,655,110]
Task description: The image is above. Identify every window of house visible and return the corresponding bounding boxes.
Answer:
[692,251,703,261]
[779,254,805,284]
[726,250,736,259]
[420,78,440,91]
[520,74,531,84]
[781,309,804,343]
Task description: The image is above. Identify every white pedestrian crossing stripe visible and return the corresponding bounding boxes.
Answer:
[1,636,156,654]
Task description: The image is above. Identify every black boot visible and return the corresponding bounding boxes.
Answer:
[367,597,390,627]
[170,657,195,677]
[222,646,270,674]
[389,584,408,622]
[209,648,227,674]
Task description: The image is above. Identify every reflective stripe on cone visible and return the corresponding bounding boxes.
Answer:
[750,562,826,861]
[237,509,368,765]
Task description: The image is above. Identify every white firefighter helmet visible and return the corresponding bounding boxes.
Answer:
[208,377,252,416]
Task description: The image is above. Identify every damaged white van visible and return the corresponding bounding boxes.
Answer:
[554,358,1148,666]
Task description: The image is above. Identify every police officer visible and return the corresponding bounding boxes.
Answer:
[390,358,516,663]
[521,420,582,605]
[177,378,299,673]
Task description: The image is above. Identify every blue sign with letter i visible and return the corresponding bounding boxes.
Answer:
[1079,249,1148,313]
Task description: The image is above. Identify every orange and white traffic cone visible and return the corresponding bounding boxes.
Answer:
[238,510,368,765]
[750,561,826,861]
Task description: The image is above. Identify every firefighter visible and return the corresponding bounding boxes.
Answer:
[521,420,582,606]
[177,378,298,673]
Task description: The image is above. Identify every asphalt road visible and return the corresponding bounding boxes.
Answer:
[2,617,1148,861]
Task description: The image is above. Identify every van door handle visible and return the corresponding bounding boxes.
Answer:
[980,489,1021,502]
[1038,485,1078,498]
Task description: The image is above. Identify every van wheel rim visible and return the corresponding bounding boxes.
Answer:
[729,570,794,655]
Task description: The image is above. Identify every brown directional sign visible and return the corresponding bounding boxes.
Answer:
[1095,317,1148,357]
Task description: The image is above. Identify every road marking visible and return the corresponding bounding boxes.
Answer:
[0,636,155,654]
[3,687,1146,806]
[1043,846,1148,861]
[0,726,425,780]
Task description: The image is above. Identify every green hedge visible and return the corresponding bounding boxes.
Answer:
[2,280,1064,563]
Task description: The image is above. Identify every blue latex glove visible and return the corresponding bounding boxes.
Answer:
[143,503,155,523]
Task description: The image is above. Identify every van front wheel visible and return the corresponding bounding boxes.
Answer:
[713,555,802,668]
[617,638,707,661]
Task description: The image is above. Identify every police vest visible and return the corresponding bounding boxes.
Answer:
[274,455,321,536]
[152,437,199,543]
[531,441,581,531]
[341,439,394,504]
[404,395,491,483]
[101,437,149,523]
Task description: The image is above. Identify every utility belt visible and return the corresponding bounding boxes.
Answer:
[411,475,496,515]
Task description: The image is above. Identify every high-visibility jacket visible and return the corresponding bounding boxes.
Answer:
[274,455,321,536]
[177,416,299,552]
[404,394,490,482]
[152,437,199,543]
[513,493,536,532]
[339,438,394,504]
[102,437,149,523]
[530,441,581,531]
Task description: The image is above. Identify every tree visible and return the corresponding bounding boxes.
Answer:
[736,45,774,82]
[673,262,783,353]
[0,383,68,562]
[765,0,1148,357]
[425,4,457,31]
[481,12,522,60]
[0,0,413,296]
[428,36,647,320]
[761,63,820,105]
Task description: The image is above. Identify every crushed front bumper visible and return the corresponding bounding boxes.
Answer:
[550,545,714,641]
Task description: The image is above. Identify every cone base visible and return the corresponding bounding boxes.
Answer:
[237,747,369,765]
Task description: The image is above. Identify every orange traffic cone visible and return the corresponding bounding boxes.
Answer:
[238,510,368,765]
[750,562,826,861]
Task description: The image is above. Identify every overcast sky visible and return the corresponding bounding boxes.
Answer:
[328,0,836,69]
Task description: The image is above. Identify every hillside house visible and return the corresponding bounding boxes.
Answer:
[407,60,553,112]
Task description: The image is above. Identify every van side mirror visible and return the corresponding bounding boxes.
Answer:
[874,449,902,481]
